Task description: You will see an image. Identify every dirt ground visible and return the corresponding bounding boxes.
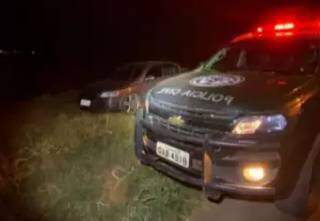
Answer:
[190,198,320,221]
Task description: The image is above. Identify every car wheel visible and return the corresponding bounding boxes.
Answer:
[121,94,141,112]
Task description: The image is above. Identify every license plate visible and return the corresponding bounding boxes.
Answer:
[80,99,91,107]
[156,142,190,168]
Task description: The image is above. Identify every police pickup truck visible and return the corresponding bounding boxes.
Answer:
[135,20,320,217]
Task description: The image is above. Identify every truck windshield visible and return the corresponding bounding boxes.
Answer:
[205,39,318,75]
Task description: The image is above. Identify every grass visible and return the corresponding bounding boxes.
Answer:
[0,91,201,221]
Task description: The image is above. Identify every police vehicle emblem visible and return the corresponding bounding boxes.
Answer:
[190,74,245,88]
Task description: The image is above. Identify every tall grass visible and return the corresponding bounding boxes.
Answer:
[1,92,200,221]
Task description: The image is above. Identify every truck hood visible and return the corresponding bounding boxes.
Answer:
[150,70,317,114]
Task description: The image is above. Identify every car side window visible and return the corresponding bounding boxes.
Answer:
[145,66,163,81]
[162,64,179,76]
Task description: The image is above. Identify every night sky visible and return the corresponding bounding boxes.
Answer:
[1,0,320,95]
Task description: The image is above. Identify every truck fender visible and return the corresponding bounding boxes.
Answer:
[134,108,144,160]
[275,133,320,217]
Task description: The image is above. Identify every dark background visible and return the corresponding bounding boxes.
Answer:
[1,0,320,98]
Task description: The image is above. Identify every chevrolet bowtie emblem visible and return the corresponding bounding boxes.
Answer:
[168,115,185,126]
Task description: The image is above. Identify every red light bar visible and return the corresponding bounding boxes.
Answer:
[274,22,295,31]
[233,20,320,43]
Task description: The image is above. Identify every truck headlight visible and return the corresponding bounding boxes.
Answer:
[100,91,120,98]
[232,114,287,135]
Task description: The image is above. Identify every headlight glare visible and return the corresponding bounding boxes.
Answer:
[100,91,120,98]
[242,164,266,183]
[232,117,263,135]
[232,114,287,135]
[265,115,287,131]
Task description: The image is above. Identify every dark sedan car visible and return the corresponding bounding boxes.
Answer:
[80,61,183,112]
